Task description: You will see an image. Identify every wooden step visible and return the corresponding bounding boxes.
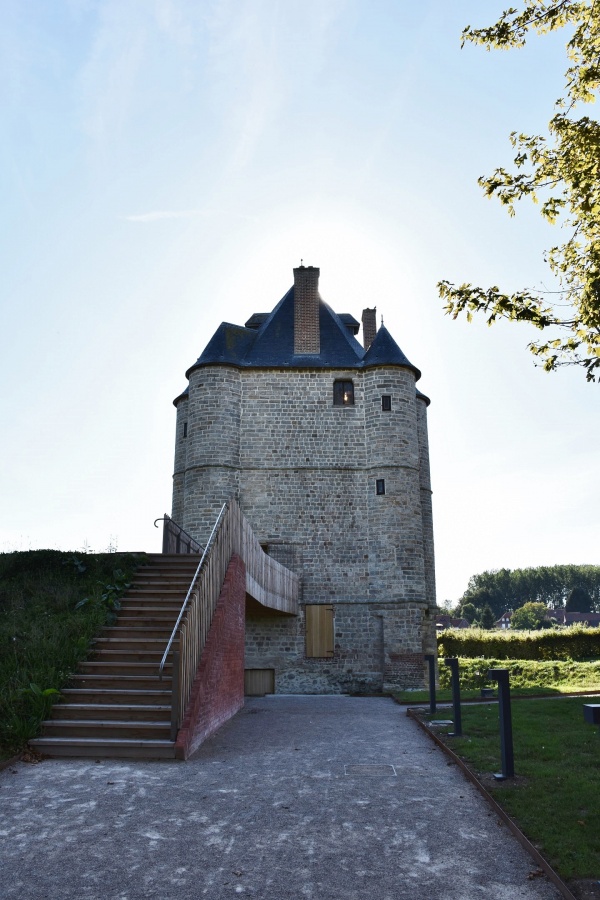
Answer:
[117,604,180,615]
[50,704,171,722]
[100,626,174,639]
[29,737,177,759]
[141,557,198,565]
[79,661,170,675]
[69,674,171,690]
[41,719,171,739]
[131,574,193,583]
[110,616,177,627]
[94,638,176,651]
[61,688,171,704]
[29,552,202,761]
[123,597,184,606]
[128,588,187,596]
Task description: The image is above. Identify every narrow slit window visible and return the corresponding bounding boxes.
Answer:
[182,421,188,438]
[333,380,354,406]
[376,479,386,495]
[381,395,392,411]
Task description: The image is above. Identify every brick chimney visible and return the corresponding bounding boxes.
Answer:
[294,265,320,355]
[361,307,377,350]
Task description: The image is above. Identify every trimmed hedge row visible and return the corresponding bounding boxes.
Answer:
[437,625,600,661]
[437,658,600,692]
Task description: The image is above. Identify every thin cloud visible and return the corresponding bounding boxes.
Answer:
[124,208,259,223]
[124,209,203,223]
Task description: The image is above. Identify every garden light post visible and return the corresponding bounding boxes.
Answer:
[443,657,462,737]
[583,704,600,734]
[488,668,514,779]
[424,653,436,714]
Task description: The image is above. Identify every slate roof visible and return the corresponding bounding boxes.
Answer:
[175,285,425,405]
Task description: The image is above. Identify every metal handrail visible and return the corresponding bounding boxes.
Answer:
[158,502,227,679]
[154,515,205,555]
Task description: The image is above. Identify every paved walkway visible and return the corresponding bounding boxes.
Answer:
[0,696,562,900]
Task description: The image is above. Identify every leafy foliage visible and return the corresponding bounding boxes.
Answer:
[510,600,550,629]
[458,563,600,618]
[439,1,600,379]
[75,569,131,625]
[461,601,477,623]
[478,602,496,629]
[438,624,600,660]
[0,549,143,756]
[437,656,600,692]
[565,584,593,611]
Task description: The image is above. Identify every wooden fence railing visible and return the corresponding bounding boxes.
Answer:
[159,500,299,740]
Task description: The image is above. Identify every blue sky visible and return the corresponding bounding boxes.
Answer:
[2,0,598,604]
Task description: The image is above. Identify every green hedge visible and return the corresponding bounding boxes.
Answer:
[438,626,600,661]
[438,658,600,691]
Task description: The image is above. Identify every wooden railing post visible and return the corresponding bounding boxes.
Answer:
[170,651,180,742]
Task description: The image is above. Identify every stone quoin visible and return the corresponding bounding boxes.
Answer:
[171,264,436,693]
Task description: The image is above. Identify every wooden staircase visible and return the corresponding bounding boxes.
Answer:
[30,554,199,760]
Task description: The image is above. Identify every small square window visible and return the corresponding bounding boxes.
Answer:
[182,421,188,438]
[376,479,385,495]
[381,395,392,411]
[333,380,354,406]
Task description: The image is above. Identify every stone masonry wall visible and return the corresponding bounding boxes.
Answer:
[238,367,424,607]
[172,395,188,525]
[172,360,434,691]
[245,600,427,693]
[417,398,436,616]
[182,366,241,538]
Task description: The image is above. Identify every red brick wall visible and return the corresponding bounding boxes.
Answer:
[175,554,246,760]
[293,265,320,355]
[385,652,425,689]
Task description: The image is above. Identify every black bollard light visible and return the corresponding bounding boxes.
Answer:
[488,668,515,779]
[424,653,436,714]
[443,657,462,736]
[583,704,600,734]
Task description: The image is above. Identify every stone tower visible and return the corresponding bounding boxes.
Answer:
[171,265,436,693]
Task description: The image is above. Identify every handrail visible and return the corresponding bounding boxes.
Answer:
[154,514,204,555]
[157,499,299,743]
[158,503,227,679]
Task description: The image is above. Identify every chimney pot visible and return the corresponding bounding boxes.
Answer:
[362,307,377,350]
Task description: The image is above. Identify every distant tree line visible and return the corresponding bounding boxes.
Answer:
[457,565,600,622]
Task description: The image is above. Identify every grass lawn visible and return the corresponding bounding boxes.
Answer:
[395,657,600,705]
[393,685,598,704]
[427,698,600,880]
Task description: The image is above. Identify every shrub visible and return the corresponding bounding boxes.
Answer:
[438,657,600,692]
[510,601,548,630]
[438,625,600,661]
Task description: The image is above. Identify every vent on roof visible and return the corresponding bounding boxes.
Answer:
[245,313,269,330]
[338,314,360,336]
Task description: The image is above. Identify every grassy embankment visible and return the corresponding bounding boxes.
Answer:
[395,656,600,704]
[428,698,600,880]
[0,549,144,759]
